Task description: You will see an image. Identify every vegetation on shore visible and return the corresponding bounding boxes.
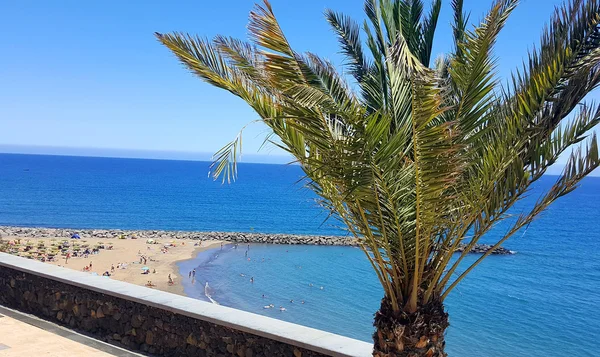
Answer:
[157,0,600,355]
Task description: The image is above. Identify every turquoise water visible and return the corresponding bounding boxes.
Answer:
[1,153,599,356]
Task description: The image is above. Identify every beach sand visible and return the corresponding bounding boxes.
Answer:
[1,236,221,296]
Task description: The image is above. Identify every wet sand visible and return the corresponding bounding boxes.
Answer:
[1,236,221,296]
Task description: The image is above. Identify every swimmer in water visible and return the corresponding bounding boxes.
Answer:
[309,283,313,287]
[301,300,305,304]
[262,294,266,299]
[250,277,254,283]
[290,299,294,303]
[279,306,286,312]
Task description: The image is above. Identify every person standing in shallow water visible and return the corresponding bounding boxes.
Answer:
[192,269,196,278]
[188,271,192,279]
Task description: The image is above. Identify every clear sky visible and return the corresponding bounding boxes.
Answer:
[0,0,596,171]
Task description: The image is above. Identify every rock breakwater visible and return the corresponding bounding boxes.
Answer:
[0,226,356,246]
[0,226,514,254]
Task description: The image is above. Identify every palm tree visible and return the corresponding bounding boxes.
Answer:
[157,0,600,355]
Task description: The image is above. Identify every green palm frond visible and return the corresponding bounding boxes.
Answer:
[451,0,469,58]
[420,0,442,65]
[326,9,370,82]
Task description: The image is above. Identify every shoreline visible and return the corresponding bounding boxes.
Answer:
[168,240,222,295]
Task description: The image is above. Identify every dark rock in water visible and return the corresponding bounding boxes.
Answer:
[456,243,515,255]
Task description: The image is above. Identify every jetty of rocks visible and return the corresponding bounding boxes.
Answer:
[0,226,514,254]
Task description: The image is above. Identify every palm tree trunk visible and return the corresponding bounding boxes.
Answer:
[373,296,449,357]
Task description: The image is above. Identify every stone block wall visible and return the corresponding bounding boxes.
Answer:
[0,266,328,357]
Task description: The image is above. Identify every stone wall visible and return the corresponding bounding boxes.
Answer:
[0,254,372,357]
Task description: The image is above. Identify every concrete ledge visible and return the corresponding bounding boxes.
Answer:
[0,252,373,357]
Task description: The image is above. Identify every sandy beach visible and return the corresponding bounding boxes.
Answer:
[0,236,222,296]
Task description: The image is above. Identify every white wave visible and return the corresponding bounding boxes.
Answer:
[204,282,219,305]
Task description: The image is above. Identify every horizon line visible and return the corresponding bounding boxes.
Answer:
[0,144,295,165]
[1,144,599,177]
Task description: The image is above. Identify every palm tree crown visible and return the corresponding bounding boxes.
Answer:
[157,0,600,355]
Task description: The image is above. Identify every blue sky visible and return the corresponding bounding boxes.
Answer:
[0,0,596,171]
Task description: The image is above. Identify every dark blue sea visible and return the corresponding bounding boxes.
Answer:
[1,153,599,356]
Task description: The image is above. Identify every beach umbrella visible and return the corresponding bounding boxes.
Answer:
[141,266,150,271]
[71,234,80,239]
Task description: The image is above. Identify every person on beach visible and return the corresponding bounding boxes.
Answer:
[168,274,173,285]
[65,252,70,264]
[111,264,115,273]
[89,261,92,269]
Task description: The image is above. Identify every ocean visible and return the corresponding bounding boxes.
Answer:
[1,153,599,356]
